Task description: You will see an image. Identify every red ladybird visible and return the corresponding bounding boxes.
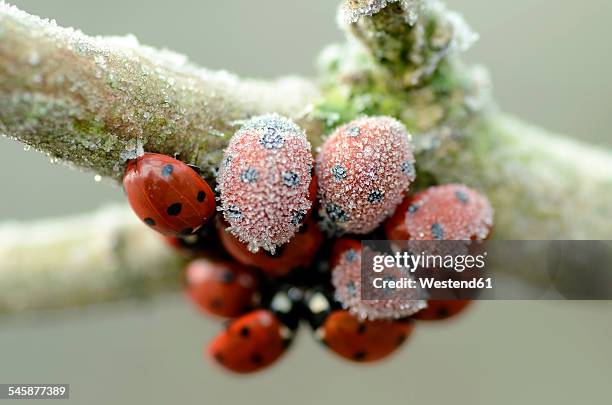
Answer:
[413,300,472,321]
[217,217,324,277]
[185,258,259,318]
[207,310,293,374]
[319,311,414,363]
[304,291,413,363]
[123,153,216,236]
[330,239,426,320]
[330,238,362,268]
[385,184,493,241]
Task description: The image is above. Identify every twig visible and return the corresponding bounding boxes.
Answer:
[0,205,184,314]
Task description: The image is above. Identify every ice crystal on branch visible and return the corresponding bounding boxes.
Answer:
[340,0,426,25]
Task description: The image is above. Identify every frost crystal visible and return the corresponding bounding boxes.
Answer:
[119,138,144,161]
[339,0,425,25]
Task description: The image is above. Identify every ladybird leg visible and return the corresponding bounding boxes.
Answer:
[187,164,202,175]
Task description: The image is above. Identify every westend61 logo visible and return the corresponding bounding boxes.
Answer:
[360,240,612,300]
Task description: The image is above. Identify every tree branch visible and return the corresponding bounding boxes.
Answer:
[0,205,184,314]
[0,3,321,181]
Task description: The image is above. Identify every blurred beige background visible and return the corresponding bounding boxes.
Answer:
[1,1,611,404]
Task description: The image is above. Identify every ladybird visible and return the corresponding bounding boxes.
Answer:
[207,309,294,374]
[330,238,362,268]
[217,114,314,253]
[385,184,493,241]
[316,116,415,234]
[413,300,472,321]
[217,217,324,278]
[304,291,414,363]
[331,239,426,320]
[123,153,216,236]
[185,258,259,318]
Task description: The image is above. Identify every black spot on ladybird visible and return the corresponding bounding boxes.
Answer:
[367,189,384,204]
[331,164,347,181]
[259,129,284,149]
[396,334,407,346]
[211,298,224,309]
[240,327,250,337]
[345,249,358,262]
[197,190,206,202]
[282,171,300,187]
[455,190,469,204]
[291,210,306,225]
[167,203,182,216]
[162,164,174,177]
[401,161,415,177]
[326,204,348,223]
[251,353,263,365]
[346,281,357,296]
[353,351,367,361]
[346,126,361,137]
[220,270,235,284]
[431,223,444,240]
[241,168,259,183]
[436,306,449,318]
[214,352,224,363]
[226,205,242,220]
[143,217,156,226]
[357,324,367,335]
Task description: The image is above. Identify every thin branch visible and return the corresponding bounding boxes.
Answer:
[0,205,184,314]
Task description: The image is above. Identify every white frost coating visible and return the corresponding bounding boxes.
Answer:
[430,0,479,53]
[0,204,179,313]
[339,0,426,25]
[0,2,321,180]
[119,138,144,161]
[464,64,493,112]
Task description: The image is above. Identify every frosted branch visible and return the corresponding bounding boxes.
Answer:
[0,3,321,181]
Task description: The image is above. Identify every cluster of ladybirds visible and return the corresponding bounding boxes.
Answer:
[123,114,494,374]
